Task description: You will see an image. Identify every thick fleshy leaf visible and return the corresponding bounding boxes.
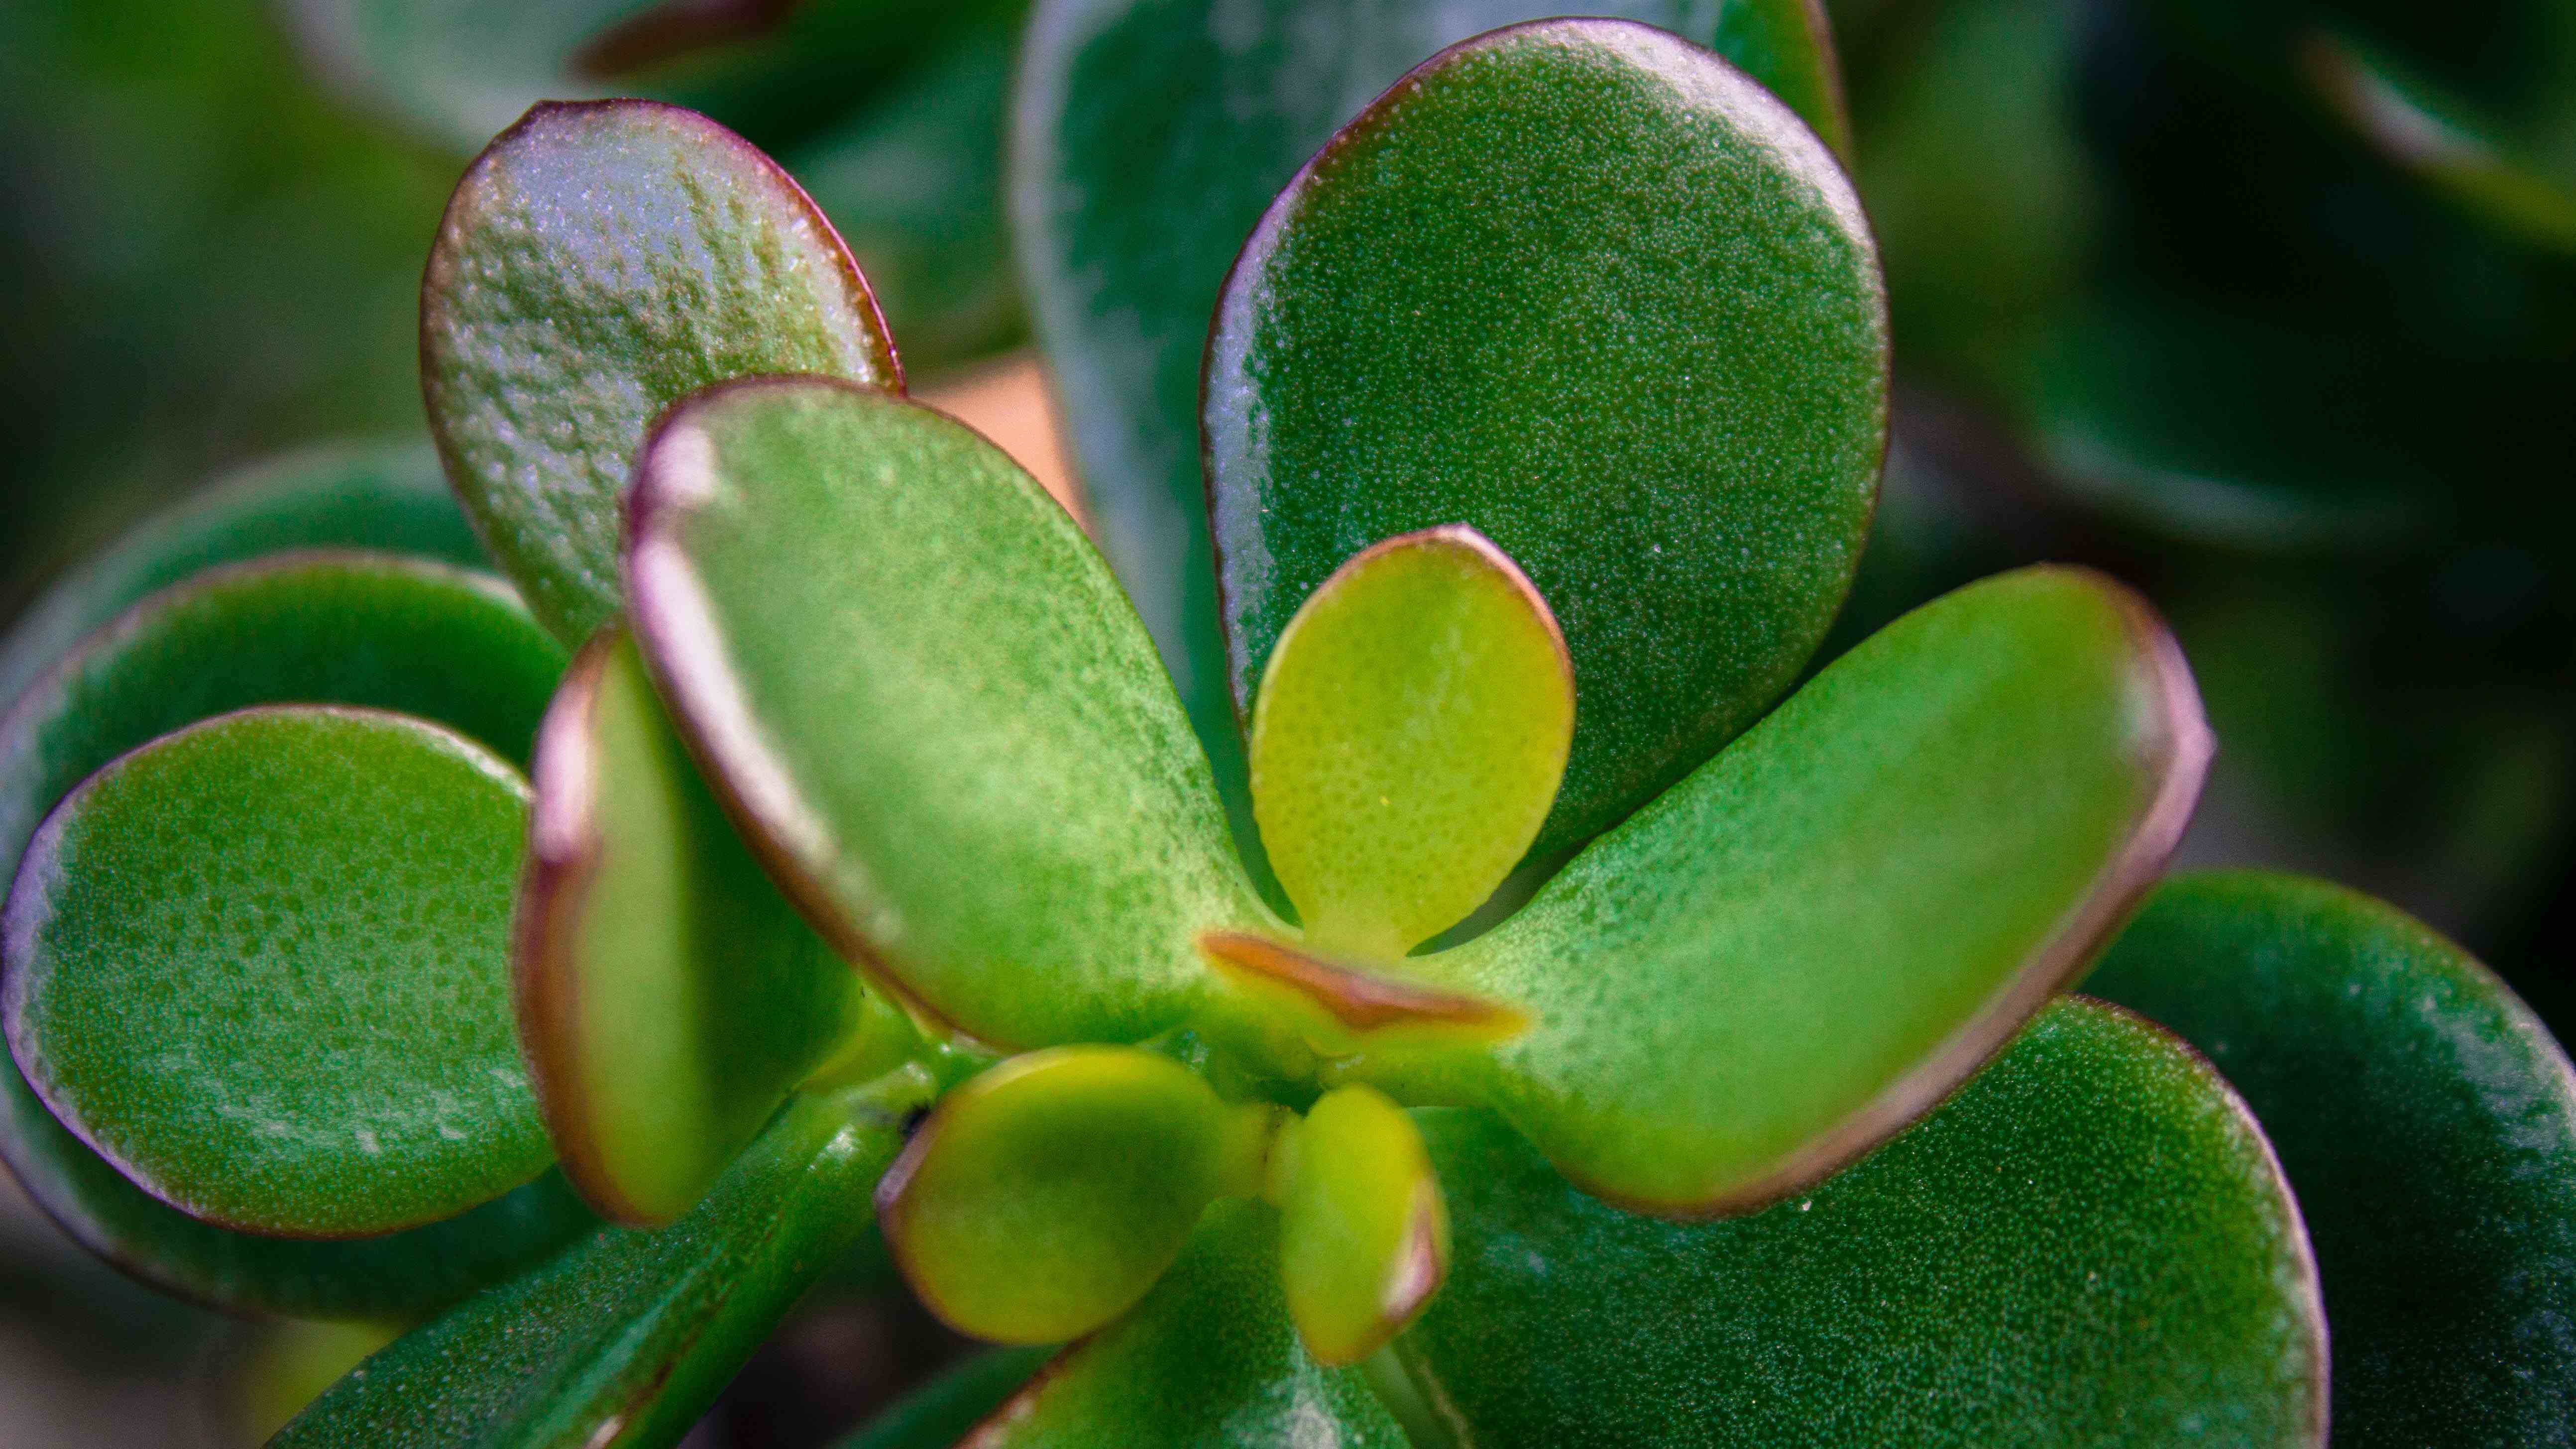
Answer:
[1392,998,2326,1447]
[877,1047,1275,1344]
[518,629,882,1226]
[962,1200,1411,1449]
[422,99,901,644]
[275,1084,921,1449]
[1362,566,2209,1215]
[1248,527,1570,959]
[838,1347,1058,1449]
[1016,0,1851,831]
[4,707,548,1238]
[0,439,486,714]
[1206,18,1887,862]
[2087,871,2576,1446]
[627,376,1265,1048]
[1270,1084,1445,1366]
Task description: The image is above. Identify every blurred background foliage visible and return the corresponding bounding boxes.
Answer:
[1,0,2571,1443]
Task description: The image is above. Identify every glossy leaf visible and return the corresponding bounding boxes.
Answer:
[1392,998,2326,1447]
[1207,18,1887,862]
[276,1085,921,1449]
[837,1346,1057,1449]
[877,1047,1274,1344]
[1364,567,2209,1215]
[1016,0,1852,830]
[1270,1084,1446,1366]
[963,1200,1411,1449]
[0,439,486,714]
[1248,527,1571,959]
[518,630,882,1226]
[627,376,1265,1048]
[2088,872,2576,1447]
[423,99,901,644]
[4,707,548,1237]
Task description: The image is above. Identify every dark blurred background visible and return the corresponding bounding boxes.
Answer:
[1,0,2570,1441]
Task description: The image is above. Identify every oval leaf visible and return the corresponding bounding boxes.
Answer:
[627,376,1265,1048]
[1391,999,2326,1447]
[1366,566,2208,1214]
[1248,526,1571,959]
[518,629,880,1226]
[4,707,548,1237]
[877,1046,1273,1344]
[2087,871,2576,1447]
[423,99,901,644]
[1207,18,1888,861]
[1270,1084,1447,1366]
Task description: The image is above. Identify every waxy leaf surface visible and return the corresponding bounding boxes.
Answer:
[963,1200,1410,1449]
[1270,1084,1446,1366]
[2088,872,2576,1447]
[1395,999,2326,1447]
[4,707,548,1237]
[519,630,876,1226]
[628,377,1263,1047]
[277,1087,916,1449]
[1249,527,1570,959]
[0,439,486,714]
[1016,0,1850,821]
[423,99,900,644]
[1373,567,2208,1214]
[1207,18,1886,861]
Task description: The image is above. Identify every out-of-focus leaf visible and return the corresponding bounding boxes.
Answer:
[1366,568,2208,1214]
[1206,18,1885,862]
[627,377,1265,1049]
[517,630,878,1226]
[4,707,546,1237]
[1395,998,2326,1447]
[275,1085,921,1449]
[2088,871,2576,1447]
[836,1346,1057,1449]
[1270,1084,1445,1367]
[422,99,900,644]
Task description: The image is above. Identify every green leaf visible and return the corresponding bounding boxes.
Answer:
[2086,871,2576,1447]
[627,376,1265,1048]
[877,1046,1275,1344]
[1248,526,1570,959]
[4,706,548,1238]
[518,629,886,1226]
[1393,998,2326,1447]
[0,439,486,714]
[284,0,686,151]
[422,99,901,644]
[835,1346,1057,1449]
[1015,0,1857,847]
[275,1084,921,1449]
[1365,567,2208,1214]
[1270,1084,1446,1367]
[964,1199,1412,1449]
[1205,18,1887,862]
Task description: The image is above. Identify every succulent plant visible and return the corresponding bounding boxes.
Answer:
[2,6,2573,1449]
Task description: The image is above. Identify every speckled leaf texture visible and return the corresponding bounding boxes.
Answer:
[1015,0,1854,839]
[1368,567,2206,1214]
[422,99,900,644]
[1395,999,2326,1447]
[277,1089,916,1449]
[1206,18,1886,862]
[2088,872,2576,1447]
[627,378,1266,1048]
[4,707,548,1237]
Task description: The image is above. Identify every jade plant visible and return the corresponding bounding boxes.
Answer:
[1,7,2573,1448]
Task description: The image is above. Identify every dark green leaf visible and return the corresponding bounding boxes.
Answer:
[1395,998,2327,1447]
[2087,871,2576,1447]
[1205,18,1886,860]
[422,99,900,644]
[627,377,1266,1049]
[835,1346,1056,1449]
[0,439,486,714]
[5,707,546,1237]
[275,1085,920,1449]
[963,1200,1411,1449]
[1368,567,2207,1214]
